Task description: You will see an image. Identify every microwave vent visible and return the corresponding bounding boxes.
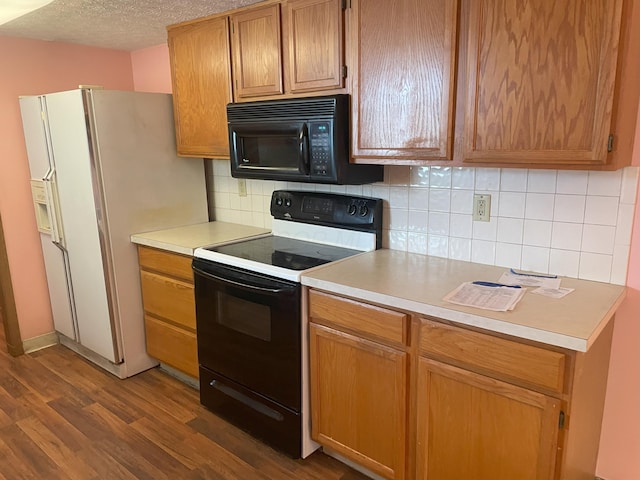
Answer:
[227,95,347,122]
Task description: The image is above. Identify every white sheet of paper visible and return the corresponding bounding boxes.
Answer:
[531,286,574,298]
[443,282,526,312]
[498,271,561,289]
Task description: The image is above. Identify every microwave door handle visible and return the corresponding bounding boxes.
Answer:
[299,123,309,174]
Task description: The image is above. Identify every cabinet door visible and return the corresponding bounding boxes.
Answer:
[416,358,560,480]
[285,0,344,93]
[168,17,233,158]
[231,4,284,99]
[349,0,458,161]
[310,323,407,480]
[463,0,624,166]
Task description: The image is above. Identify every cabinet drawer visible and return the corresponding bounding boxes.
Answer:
[144,315,198,378]
[309,290,408,346]
[138,246,193,282]
[140,270,196,330]
[420,319,566,393]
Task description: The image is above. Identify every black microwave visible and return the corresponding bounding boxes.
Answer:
[227,95,383,185]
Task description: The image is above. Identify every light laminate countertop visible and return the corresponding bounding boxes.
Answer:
[130,221,270,256]
[301,249,626,352]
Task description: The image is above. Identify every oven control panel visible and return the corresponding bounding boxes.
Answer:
[271,190,383,232]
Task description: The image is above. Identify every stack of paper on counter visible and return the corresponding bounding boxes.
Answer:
[443,282,526,312]
[498,270,561,288]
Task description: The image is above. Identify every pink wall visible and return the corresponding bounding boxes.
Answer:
[0,35,134,339]
[597,109,640,478]
[131,44,172,93]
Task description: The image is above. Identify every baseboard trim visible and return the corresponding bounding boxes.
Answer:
[159,363,199,389]
[22,331,59,353]
[322,447,385,480]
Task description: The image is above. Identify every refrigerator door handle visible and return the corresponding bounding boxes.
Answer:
[43,169,65,249]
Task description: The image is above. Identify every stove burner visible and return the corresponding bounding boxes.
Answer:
[208,236,362,271]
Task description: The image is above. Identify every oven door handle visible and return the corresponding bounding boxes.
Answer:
[193,265,296,295]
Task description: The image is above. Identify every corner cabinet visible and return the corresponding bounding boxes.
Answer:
[309,290,408,480]
[230,0,345,101]
[348,0,459,162]
[463,0,625,167]
[167,16,233,158]
[137,246,198,378]
[307,288,615,480]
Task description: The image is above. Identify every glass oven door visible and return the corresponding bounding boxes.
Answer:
[229,122,309,180]
[192,258,301,411]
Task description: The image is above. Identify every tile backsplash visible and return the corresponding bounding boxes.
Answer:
[207,159,639,286]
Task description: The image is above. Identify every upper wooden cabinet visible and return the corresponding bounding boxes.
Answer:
[463,0,626,167]
[349,0,459,162]
[231,4,284,99]
[231,0,345,100]
[167,16,233,158]
[167,0,637,167]
[285,0,345,93]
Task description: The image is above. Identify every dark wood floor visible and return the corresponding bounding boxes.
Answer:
[0,324,366,479]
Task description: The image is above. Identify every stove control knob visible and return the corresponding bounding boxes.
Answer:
[358,205,369,217]
[275,197,283,206]
[348,204,357,216]
[284,198,292,207]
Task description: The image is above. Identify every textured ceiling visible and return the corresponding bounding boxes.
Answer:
[0,0,259,51]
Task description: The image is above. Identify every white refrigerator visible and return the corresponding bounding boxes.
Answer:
[19,88,209,378]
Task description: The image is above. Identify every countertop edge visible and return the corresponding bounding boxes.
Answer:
[130,235,194,256]
[302,276,607,352]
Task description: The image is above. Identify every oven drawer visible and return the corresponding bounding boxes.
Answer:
[309,290,408,347]
[140,270,196,330]
[145,315,198,378]
[199,366,302,458]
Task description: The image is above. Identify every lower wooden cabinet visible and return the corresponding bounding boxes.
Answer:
[310,324,407,479]
[307,288,614,480]
[309,289,409,479]
[137,246,198,378]
[416,358,560,480]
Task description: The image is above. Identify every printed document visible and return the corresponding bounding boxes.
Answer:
[443,282,526,312]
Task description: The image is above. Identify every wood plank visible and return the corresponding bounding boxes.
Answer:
[16,416,97,480]
[0,325,366,479]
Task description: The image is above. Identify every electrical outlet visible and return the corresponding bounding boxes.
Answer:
[238,178,247,197]
[473,194,491,222]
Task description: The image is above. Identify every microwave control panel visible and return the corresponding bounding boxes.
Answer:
[309,122,333,177]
